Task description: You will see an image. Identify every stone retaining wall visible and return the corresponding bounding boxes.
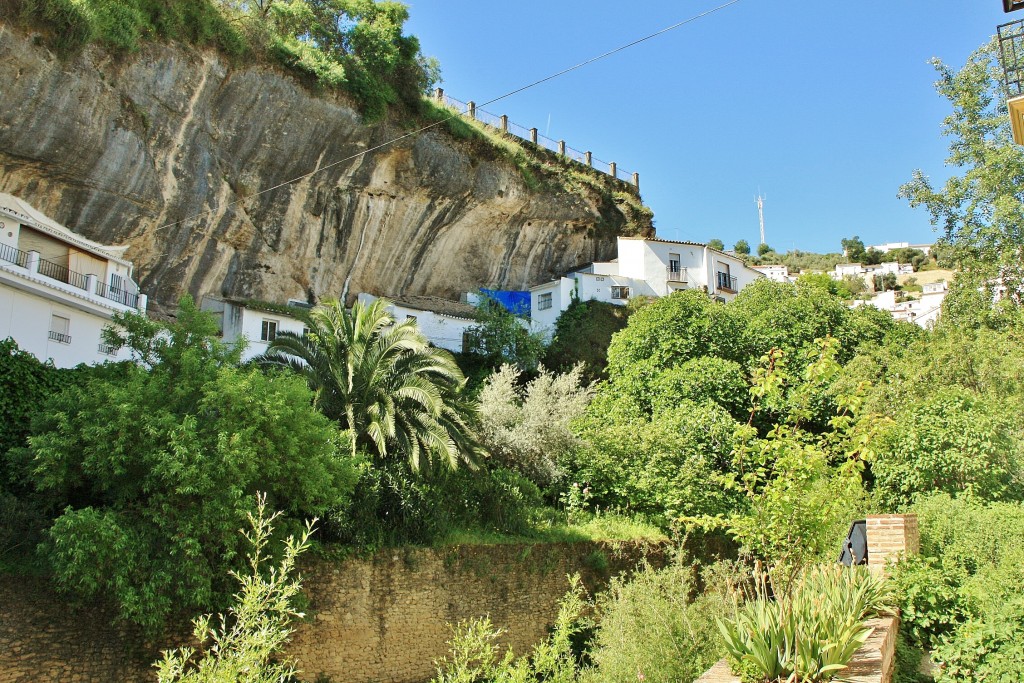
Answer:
[0,540,662,683]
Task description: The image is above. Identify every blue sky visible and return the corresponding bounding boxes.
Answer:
[406,1,1008,253]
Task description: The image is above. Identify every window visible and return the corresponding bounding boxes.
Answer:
[406,314,417,323]
[611,286,630,300]
[49,314,71,344]
[260,319,278,342]
[537,292,553,310]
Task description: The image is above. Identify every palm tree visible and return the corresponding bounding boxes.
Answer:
[257,298,479,470]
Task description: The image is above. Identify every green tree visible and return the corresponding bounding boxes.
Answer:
[734,239,751,255]
[155,495,315,683]
[465,295,546,374]
[543,298,629,381]
[871,388,1023,509]
[259,297,479,470]
[757,242,773,256]
[899,39,1024,301]
[841,236,866,261]
[708,238,725,251]
[24,297,358,634]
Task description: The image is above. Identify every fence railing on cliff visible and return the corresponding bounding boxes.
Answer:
[434,89,640,191]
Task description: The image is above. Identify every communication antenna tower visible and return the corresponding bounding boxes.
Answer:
[756,192,766,246]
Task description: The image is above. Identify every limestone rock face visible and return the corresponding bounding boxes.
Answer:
[0,28,646,306]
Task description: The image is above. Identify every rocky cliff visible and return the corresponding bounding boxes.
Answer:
[0,25,650,307]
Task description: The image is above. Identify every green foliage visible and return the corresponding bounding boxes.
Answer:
[889,494,1024,682]
[155,495,314,683]
[889,555,964,649]
[466,295,546,374]
[649,357,749,420]
[842,236,867,262]
[899,38,1024,302]
[587,558,730,683]
[433,574,589,683]
[571,398,744,523]
[258,298,479,470]
[708,238,725,251]
[543,299,630,382]
[757,242,772,256]
[477,364,593,488]
[734,239,751,255]
[871,388,1023,509]
[718,565,891,683]
[27,297,359,634]
[15,0,246,55]
[322,459,544,547]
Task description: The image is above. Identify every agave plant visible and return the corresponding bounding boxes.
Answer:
[718,565,892,682]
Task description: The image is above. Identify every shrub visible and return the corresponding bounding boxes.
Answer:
[649,356,750,420]
[155,495,315,683]
[889,555,965,649]
[587,558,729,683]
[543,299,630,381]
[871,389,1023,509]
[477,364,593,488]
[26,299,360,634]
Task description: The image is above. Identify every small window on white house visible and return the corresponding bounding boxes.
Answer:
[49,314,71,344]
[538,292,553,310]
[260,320,278,342]
[611,286,630,300]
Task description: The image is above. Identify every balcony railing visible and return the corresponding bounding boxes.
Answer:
[999,19,1024,97]
[96,282,139,309]
[0,242,29,268]
[36,258,89,290]
[667,267,687,283]
[0,243,141,309]
[716,271,738,292]
[98,343,117,356]
[48,330,71,344]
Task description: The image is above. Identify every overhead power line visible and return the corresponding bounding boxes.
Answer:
[149,0,744,235]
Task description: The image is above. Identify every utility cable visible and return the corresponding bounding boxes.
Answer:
[148,0,744,234]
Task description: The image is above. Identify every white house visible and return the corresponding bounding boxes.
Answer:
[852,281,948,329]
[751,264,792,283]
[867,241,933,256]
[358,293,479,353]
[529,236,763,338]
[0,194,147,367]
[201,297,310,362]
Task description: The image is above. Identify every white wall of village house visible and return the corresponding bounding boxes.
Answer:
[0,278,131,367]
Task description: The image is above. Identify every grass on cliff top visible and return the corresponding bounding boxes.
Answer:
[437,512,667,547]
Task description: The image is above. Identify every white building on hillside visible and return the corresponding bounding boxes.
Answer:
[752,264,792,283]
[529,236,763,338]
[852,280,948,329]
[867,241,933,256]
[201,297,310,362]
[0,194,147,367]
[358,293,479,353]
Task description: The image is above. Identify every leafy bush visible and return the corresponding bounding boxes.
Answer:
[718,565,891,683]
[543,299,630,381]
[889,555,965,649]
[569,399,744,523]
[871,389,1023,508]
[587,558,730,683]
[24,298,360,634]
[649,356,749,420]
[935,599,1024,683]
[477,364,593,488]
[155,495,315,683]
[433,575,589,683]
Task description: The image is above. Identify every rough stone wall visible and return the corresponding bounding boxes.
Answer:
[0,25,648,309]
[0,541,661,683]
